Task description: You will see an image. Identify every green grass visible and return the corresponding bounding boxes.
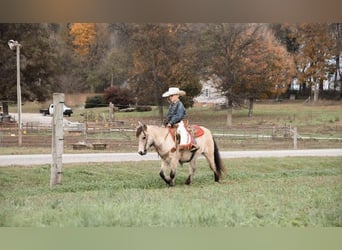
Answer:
[1,157,341,227]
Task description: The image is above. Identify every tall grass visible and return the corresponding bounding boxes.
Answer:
[1,157,341,227]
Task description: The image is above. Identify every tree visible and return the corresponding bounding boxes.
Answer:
[68,23,106,92]
[101,47,132,88]
[235,26,295,116]
[283,23,336,102]
[127,23,201,120]
[201,23,295,125]
[200,24,260,126]
[330,23,342,98]
[0,23,60,103]
[69,23,96,57]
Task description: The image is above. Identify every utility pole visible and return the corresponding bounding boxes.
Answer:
[8,40,22,146]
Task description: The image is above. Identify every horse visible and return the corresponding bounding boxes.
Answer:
[136,121,225,186]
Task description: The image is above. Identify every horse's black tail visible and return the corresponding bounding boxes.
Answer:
[213,138,226,181]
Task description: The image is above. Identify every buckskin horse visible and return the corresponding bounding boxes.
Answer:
[136,121,225,186]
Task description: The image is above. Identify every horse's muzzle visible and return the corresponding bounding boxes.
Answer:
[138,150,147,155]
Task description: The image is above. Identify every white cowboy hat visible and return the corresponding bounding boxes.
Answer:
[162,87,186,97]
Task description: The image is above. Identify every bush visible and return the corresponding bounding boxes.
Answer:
[136,106,152,112]
[85,95,106,109]
[104,86,135,108]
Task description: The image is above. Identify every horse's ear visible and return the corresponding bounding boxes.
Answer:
[137,121,147,130]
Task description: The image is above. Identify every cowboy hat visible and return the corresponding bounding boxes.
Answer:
[162,87,186,97]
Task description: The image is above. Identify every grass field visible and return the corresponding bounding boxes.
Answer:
[1,157,341,227]
[2,101,341,227]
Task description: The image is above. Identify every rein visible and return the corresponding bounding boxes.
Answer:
[141,129,153,152]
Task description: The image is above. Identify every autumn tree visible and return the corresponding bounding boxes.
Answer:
[201,23,295,125]
[199,23,259,126]
[126,23,201,120]
[235,26,295,116]
[69,23,96,57]
[285,23,336,102]
[66,23,113,92]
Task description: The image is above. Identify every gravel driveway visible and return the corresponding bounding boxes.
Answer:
[10,112,56,125]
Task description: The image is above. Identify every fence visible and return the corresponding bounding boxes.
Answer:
[0,121,341,150]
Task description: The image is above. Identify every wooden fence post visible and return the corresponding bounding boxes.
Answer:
[293,127,298,150]
[50,93,64,187]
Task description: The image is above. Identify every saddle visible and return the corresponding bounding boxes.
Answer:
[168,120,204,151]
[188,124,204,138]
[168,121,204,140]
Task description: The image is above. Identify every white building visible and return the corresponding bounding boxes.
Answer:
[194,77,226,107]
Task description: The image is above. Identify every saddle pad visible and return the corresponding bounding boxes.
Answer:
[189,125,204,138]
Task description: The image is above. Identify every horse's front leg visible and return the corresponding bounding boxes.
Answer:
[168,157,179,187]
[159,159,177,187]
[159,160,171,186]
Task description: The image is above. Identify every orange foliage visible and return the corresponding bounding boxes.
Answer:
[237,26,295,98]
[69,23,96,56]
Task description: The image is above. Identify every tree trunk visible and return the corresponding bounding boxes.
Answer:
[336,54,342,98]
[248,97,254,117]
[319,80,324,92]
[2,102,9,115]
[313,83,319,103]
[158,103,163,122]
[302,82,307,93]
[154,81,163,122]
[226,99,233,128]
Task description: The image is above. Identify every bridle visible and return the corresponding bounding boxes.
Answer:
[141,129,150,152]
[139,127,155,155]
[138,125,170,156]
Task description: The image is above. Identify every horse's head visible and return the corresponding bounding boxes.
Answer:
[136,121,152,155]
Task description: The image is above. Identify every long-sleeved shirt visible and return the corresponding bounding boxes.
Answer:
[166,100,186,126]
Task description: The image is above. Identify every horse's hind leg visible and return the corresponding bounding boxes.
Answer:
[203,152,220,182]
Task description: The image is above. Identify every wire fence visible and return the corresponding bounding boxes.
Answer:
[0,121,341,150]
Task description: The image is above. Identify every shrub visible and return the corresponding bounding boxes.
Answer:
[136,106,152,112]
[85,95,106,109]
[104,86,135,109]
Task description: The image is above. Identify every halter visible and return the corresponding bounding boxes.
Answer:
[138,125,171,157]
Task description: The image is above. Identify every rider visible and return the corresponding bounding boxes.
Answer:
[162,87,199,152]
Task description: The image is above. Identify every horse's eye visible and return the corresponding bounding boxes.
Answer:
[142,136,146,140]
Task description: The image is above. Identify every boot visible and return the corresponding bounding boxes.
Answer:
[190,144,199,152]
